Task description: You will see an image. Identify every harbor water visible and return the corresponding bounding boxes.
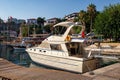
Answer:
[11,47,31,67]
[0,44,53,68]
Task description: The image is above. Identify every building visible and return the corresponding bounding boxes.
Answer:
[8,17,17,23]
[64,12,79,22]
[17,19,26,24]
[44,18,58,26]
[1,30,17,38]
[7,17,26,24]
[27,18,37,24]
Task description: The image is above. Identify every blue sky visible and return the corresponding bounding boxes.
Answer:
[0,0,120,20]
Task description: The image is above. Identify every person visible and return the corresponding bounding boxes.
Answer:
[20,40,25,46]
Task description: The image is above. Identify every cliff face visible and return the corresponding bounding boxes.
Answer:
[0,44,14,60]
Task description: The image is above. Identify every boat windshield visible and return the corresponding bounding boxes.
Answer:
[51,26,67,35]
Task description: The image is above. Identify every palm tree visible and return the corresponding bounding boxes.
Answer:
[79,10,86,26]
[79,10,87,34]
[87,4,96,32]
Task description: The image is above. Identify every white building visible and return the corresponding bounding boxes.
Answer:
[44,18,58,26]
[27,18,37,24]
[64,12,79,21]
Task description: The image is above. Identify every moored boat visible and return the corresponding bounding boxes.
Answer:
[26,22,98,73]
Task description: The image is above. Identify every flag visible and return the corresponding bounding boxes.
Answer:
[81,31,85,38]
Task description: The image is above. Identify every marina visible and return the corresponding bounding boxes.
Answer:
[0,1,120,79]
[0,21,120,79]
[0,21,119,79]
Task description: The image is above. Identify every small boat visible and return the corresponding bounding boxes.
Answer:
[26,22,98,73]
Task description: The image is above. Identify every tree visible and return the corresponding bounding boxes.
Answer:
[37,17,45,33]
[44,24,52,33]
[37,17,45,26]
[87,4,97,32]
[94,3,120,41]
[79,10,87,26]
[35,24,43,34]
[20,23,28,37]
[0,18,3,24]
[78,4,97,33]
[79,10,89,33]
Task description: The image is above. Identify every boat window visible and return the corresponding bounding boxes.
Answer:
[34,49,36,51]
[66,42,85,57]
[50,44,62,51]
[43,51,46,53]
[39,50,41,52]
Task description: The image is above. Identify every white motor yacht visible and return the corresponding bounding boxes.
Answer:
[26,22,98,73]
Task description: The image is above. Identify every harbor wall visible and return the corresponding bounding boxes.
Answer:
[0,44,14,60]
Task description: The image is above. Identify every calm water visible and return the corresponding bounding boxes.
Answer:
[9,48,31,67]
[9,47,50,68]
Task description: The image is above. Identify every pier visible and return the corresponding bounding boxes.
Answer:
[83,63,120,80]
[0,58,90,80]
[0,58,120,80]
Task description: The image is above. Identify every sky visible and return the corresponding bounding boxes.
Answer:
[0,0,120,20]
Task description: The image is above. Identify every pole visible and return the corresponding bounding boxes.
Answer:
[28,24,29,37]
[33,24,36,38]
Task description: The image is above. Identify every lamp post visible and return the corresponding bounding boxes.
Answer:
[28,24,29,37]
[6,22,9,43]
[33,23,36,38]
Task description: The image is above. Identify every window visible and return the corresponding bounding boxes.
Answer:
[43,51,46,53]
[50,44,62,51]
[66,42,83,57]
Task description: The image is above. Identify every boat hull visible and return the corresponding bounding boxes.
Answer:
[27,52,97,73]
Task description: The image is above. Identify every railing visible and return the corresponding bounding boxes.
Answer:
[88,48,120,60]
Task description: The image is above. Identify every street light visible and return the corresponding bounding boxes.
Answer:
[33,23,36,38]
[28,24,29,37]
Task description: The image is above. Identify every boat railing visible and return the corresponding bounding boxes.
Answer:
[87,48,120,60]
[70,34,81,38]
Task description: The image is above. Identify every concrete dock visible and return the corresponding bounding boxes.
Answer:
[83,63,120,80]
[0,58,120,80]
[0,58,90,80]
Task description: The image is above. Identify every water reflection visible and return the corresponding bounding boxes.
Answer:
[10,47,31,67]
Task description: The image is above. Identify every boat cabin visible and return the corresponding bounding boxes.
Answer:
[37,22,87,58]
